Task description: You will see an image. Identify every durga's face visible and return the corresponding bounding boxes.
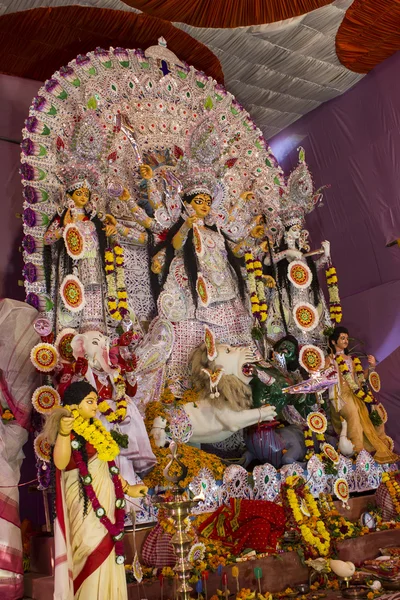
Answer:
[190,193,212,218]
[69,186,90,208]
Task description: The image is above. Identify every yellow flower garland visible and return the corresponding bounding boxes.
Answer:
[105,245,129,321]
[325,265,342,323]
[336,355,374,403]
[284,476,331,556]
[245,252,267,323]
[70,408,120,462]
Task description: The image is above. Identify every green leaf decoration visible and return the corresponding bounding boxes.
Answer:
[38,145,47,157]
[103,60,112,69]
[215,93,222,101]
[230,106,239,116]
[38,168,46,181]
[265,158,272,167]
[119,61,130,68]
[88,66,97,76]
[273,176,281,186]
[196,81,205,89]
[58,90,68,101]
[177,70,188,79]
[40,212,49,226]
[48,105,57,116]
[140,62,150,69]
[72,78,81,87]
[40,189,49,202]
[255,140,263,150]
[41,124,51,136]
[204,96,213,110]
[44,297,54,312]
[299,147,305,161]
[87,96,98,110]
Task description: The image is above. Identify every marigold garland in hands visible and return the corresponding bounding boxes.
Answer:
[70,407,120,462]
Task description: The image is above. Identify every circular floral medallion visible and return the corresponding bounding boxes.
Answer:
[334,478,349,503]
[307,411,328,434]
[321,443,340,464]
[299,344,325,373]
[32,385,61,414]
[55,328,76,363]
[34,433,51,462]
[63,223,85,260]
[30,343,58,372]
[288,261,312,289]
[60,275,85,312]
[375,402,388,424]
[369,371,381,393]
[33,317,52,337]
[293,302,319,332]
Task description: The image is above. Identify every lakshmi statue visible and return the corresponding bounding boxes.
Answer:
[48,381,147,600]
[43,173,119,334]
[327,326,398,464]
[151,174,254,391]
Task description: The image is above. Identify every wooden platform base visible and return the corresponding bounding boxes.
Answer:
[24,528,400,600]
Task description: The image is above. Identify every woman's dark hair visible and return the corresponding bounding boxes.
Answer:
[150,193,246,307]
[43,198,107,324]
[62,380,97,517]
[63,380,97,406]
[328,326,349,356]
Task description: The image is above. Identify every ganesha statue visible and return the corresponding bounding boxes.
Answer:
[56,328,156,484]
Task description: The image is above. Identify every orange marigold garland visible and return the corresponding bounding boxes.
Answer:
[381,472,400,515]
[326,265,342,323]
[245,252,267,323]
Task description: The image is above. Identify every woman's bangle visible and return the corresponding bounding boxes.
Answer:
[58,431,70,437]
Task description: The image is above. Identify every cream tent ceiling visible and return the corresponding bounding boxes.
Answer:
[0,0,364,137]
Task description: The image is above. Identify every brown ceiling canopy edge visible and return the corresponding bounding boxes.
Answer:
[121,0,334,29]
[336,0,400,74]
[0,6,224,82]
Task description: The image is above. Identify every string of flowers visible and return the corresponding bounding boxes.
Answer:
[381,472,400,515]
[245,252,267,323]
[97,369,128,424]
[304,412,328,460]
[70,407,120,461]
[72,442,125,564]
[336,355,374,403]
[282,476,331,557]
[326,265,342,323]
[105,244,129,321]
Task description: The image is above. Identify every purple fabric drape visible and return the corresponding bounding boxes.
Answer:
[270,51,400,451]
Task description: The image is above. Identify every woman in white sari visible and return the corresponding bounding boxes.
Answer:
[48,381,147,600]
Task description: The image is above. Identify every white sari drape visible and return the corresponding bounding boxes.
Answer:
[54,454,127,600]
